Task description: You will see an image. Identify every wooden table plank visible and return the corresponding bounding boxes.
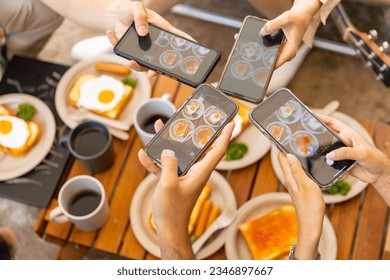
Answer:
[251,153,279,197]
[229,163,259,207]
[119,225,146,259]
[69,134,135,246]
[383,219,390,260]
[94,131,148,254]
[152,75,181,99]
[57,242,89,260]
[352,121,390,259]
[331,196,361,259]
[352,185,387,259]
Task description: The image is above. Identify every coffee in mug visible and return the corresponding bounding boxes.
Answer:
[68,190,102,216]
[49,175,109,232]
[61,121,114,174]
[133,93,176,146]
[141,115,170,134]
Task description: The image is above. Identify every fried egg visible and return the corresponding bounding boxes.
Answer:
[77,75,125,112]
[208,111,224,125]
[0,116,30,149]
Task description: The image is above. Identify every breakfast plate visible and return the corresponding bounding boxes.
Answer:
[0,93,56,181]
[216,124,272,170]
[270,110,374,204]
[55,54,151,131]
[130,171,237,259]
[224,192,337,260]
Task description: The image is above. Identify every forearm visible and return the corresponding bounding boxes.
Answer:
[158,231,194,260]
[373,172,390,206]
[247,0,293,19]
[143,0,181,15]
[40,0,126,31]
[295,227,322,259]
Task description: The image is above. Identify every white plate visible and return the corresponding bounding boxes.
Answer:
[225,192,337,260]
[55,54,151,131]
[0,93,56,181]
[270,110,374,204]
[217,124,272,170]
[130,171,237,259]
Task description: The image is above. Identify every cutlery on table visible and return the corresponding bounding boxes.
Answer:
[192,205,236,256]
[107,126,129,141]
[67,107,129,141]
[0,151,5,162]
[317,100,340,116]
[68,106,129,131]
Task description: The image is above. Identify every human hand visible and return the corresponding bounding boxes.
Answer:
[138,121,235,259]
[320,115,390,184]
[278,153,325,259]
[106,2,194,79]
[260,0,322,68]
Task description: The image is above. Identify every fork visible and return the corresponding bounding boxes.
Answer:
[68,106,129,131]
[0,151,5,162]
[192,205,236,255]
[67,107,129,140]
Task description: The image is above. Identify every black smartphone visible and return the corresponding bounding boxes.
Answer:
[218,16,285,104]
[145,84,238,176]
[113,23,221,87]
[249,88,356,189]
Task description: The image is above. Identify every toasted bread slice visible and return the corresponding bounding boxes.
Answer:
[0,105,11,116]
[238,205,298,260]
[0,119,41,157]
[231,101,251,139]
[68,74,133,119]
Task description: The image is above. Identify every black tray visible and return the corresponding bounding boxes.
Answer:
[0,55,73,208]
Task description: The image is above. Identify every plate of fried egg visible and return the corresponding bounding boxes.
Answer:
[0,93,56,181]
[270,110,374,204]
[55,54,151,133]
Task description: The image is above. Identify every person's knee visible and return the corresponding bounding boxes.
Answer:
[0,0,33,27]
[0,227,16,260]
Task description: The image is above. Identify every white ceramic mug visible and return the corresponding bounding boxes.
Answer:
[49,175,109,231]
[133,93,176,146]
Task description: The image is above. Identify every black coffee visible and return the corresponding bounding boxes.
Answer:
[72,128,108,157]
[142,115,169,134]
[68,191,102,216]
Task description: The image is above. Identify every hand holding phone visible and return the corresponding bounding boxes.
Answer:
[218,16,285,104]
[249,88,355,189]
[113,23,221,87]
[145,84,238,176]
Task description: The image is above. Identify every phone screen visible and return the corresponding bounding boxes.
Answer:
[114,24,220,87]
[218,16,284,103]
[145,84,238,176]
[250,89,355,187]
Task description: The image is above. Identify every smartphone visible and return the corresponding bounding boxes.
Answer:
[218,16,285,104]
[145,84,238,176]
[113,23,221,87]
[249,88,356,189]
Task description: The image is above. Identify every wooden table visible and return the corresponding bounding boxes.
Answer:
[34,75,390,260]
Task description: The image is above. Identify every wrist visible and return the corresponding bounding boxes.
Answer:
[294,0,323,16]
[293,235,321,259]
[289,243,321,260]
[157,228,193,260]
